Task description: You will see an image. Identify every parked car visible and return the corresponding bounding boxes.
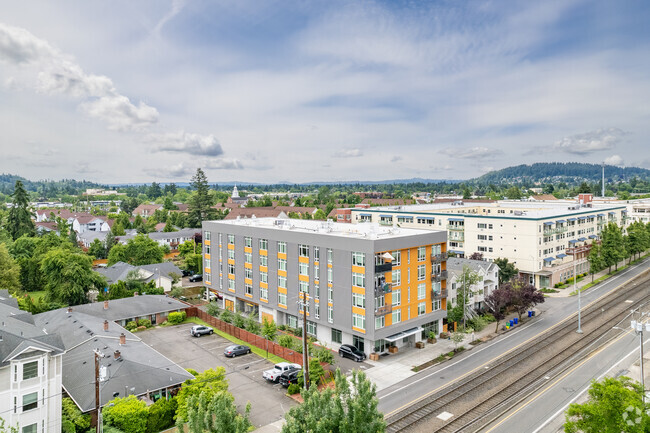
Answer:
[263,362,301,383]
[205,291,222,301]
[190,325,213,337]
[279,368,302,388]
[181,269,193,277]
[338,344,366,362]
[189,274,203,282]
[224,344,251,357]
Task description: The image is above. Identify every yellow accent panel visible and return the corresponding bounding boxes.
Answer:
[260,265,268,272]
[205,268,211,273]
[352,326,366,334]
[299,256,309,264]
[205,281,211,285]
[244,263,252,269]
[245,278,252,284]
[278,287,288,294]
[278,304,287,309]
[327,302,333,307]
[228,244,234,250]
[245,293,252,298]
[278,252,287,260]
[299,274,309,282]
[228,288,235,293]
[262,312,274,323]
[327,283,332,287]
[228,274,235,280]
[205,253,210,260]
[351,265,365,274]
[260,250,268,256]
[278,270,287,277]
[260,282,268,288]
[314,260,319,266]
[351,286,365,294]
[204,240,210,246]
[328,263,332,268]
[352,306,365,315]
[314,298,320,303]
[228,259,235,265]
[260,298,268,303]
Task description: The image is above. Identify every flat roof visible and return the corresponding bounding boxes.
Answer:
[205,217,443,240]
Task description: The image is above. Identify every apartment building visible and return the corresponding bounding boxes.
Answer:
[202,218,448,355]
[346,195,629,289]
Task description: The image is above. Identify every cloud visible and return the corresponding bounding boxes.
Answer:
[333,148,363,158]
[440,146,503,160]
[153,0,188,36]
[604,154,624,167]
[553,128,626,155]
[82,96,158,131]
[205,158,243,170]
[0,23,56,64]
[145,162,196,179]
[149,131,224,156]
[391,155,402,162]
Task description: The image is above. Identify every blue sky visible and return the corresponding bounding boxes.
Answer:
[0,0,649,183]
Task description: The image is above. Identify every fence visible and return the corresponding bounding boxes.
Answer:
[185,307,304,365]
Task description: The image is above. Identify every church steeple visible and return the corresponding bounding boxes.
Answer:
[232,185,240,198]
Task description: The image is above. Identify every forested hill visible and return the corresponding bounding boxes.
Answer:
[473,163,650,185]
[0,174,102,196]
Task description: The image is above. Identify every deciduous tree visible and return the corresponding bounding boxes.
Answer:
[185,390,251,433]
[601,222,625,272]
[107,234,165,266]
[102,396,148,433]
[41,248,106,305]
[493,257,519,285]
[175,368,229,423]
[504,276,545,320]
[0,243,21,294]
[484,287,512,333]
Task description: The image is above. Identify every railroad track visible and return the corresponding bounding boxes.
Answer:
[385,268,650,433]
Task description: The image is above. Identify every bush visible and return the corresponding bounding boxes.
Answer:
[278,324,287,331]
[291,327,303,337]
[468,316,488,332]
[287,383,301,395]
[482,313,496,322]
[137,318,152,328]
[278,334,294,348]
[146,397,177,433]
[170,286,184,298]
[246,315,261,335]
[186,368,198,377]
[206,302,220,317]
[439,332,449,339]
[233,313,245,328]
[125,321,137,332]
[220,309,233,323]
[168,311,186,325]
[314,346,334,364]
[103,396,148,433]
[298,359,326,386]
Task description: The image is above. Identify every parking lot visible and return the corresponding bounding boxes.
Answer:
[138,323,297,428]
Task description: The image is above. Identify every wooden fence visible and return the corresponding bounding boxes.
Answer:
[185,307,304,365]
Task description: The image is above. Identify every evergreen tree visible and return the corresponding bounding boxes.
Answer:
[187,168,215,227]
[6,180,35,240]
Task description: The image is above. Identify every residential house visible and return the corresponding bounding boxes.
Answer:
[132,204,163,218]
[446,258,499,311]
[96,262,184,292]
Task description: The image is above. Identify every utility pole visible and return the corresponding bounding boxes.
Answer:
[298,296,310,390]
[93,349,104,433]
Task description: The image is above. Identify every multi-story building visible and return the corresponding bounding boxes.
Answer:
[446,258,499,311]
[344,195,630,289]
[202,218,448,355]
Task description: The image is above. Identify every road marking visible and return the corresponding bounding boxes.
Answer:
[383,266,647,418]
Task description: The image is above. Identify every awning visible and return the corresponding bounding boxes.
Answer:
[609,212,616,215]
[578,237,587,241]
[543,257,555,262]
[417,216,434,220]
[556,219,566,224]
[556,254,567,259]
[569,240,578,244]
[383,327,422,342]
[597,213,605,217]
[589,235,598,239]
[578,216,587,220]
[448,217,464,222]
[567,217,577,221]
[544,222,554,226]
[359,213,372,217]
[380,214,393,218]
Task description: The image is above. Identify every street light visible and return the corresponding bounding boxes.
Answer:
[631,320,650,404]
[567,246,582,334]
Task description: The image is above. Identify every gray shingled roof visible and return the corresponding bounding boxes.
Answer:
[446,258,499,279]
[0,289,19,308]
[96,262,183,287]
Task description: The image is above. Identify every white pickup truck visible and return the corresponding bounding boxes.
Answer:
[262,362,301,383]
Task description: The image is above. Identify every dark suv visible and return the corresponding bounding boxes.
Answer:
[189,274,203,282]
[338,344,366,362]
[279,368,301,387]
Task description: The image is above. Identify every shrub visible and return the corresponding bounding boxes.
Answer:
[206,302,220,317]
[186,368,198,376]
[278,324,287,331]
[103,396,148,433]
[287,383,301,395]
[439,332,449,339]
[278,335,294,348]
[233,313,245,328]
[468,316,488,332]
[482,313,496,322]
[170,286,184,298]
[298,359,325,386]
[168,311,186,325]
[314,346,334,364]
[246,315,261,335]
[291,327,303,337]
[125,321,137,332]
[220,309,233,323]
[137,318,152,328]
[146,397,177,433]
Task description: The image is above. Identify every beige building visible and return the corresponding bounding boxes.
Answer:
[347,198,630,289]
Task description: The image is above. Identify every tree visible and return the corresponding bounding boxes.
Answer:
[313,209,327,220]
[147,182,162,199]
[587,242,605,282]
[62,397,91,433]
[163,220,174,232]
[120,197,140,216]
[0,418,18,433]
[0,243,21,294]
[103,396,148,433]
[107,234,165,266]
[564,376,648,433]
[505,276,545,320]
[146,397,177,433]
[112,222,126,236]
[504,186,522,200]
[184,390,252,433]
[493,257,519,285]
[451,332,464,349]
[625,221,649,262]
[41,248,106,305]
[105,230,117,252]
[468,252,484,261]
[484,287,512,333]
[601,222,625,272]
[282,369,385,433]
[164,183,177,196]
[175,368,229,423]
[88,238,107,259]
[577,182,592,194]
[6,180,35,240]
[187,168,216,227]
[261,317,278,341]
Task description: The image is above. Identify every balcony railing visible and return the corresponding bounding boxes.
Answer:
[431,252,448,263]
[374,282,392,296]
[374,304,393,316]
[446,224,465,231]
[543,227,568,236]
[432,289,447,300]
[375,263,393,273]
[431,270,448,282]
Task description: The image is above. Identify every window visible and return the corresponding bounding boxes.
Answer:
[228,263,235,275]
[352,272,365,287]
[314,247,320,261]
[352,313,365,330]
[375,316,385,329]
[23,361,38,380]
[278,292,287,305]
[328,286,333,303]
[417,247,426,261]
[22,392,38,411]
[433,299,441,311]
[260,255,268,267]
[418,302,426,316]
[331,328,342,343]
[228,234,235,245]
[219,233,222,245]
[205,231,211,241]
[327,268,333,283]
[245,236,252,248]
[299,244,310,257]
[228,249,235,260]
[417,264,426,281]
[245,268,253,280]
[260,286,268,300]
[392,309,401,324]
[352,252,366,267]
[417,283,426,300]
[392,289,401,306]
[352,292,365,308]
[327,248,333,264]
[244,252,252,264]
[314,283,320,299]
[314,303,320,319]
[299,262,309,277]
[278,258,287,271]
[328,305,334,323]
[392,269,401,286]
[278,241,287,254]
[204,258,211,270]
[314,263,320,280]
[259,239,268,251]
[278,275,287,289]
[22,425,37,433]
[245,283,253,296]
[307,321,317,336]
[228,279,235,291]
[392,251,401,266]
[287,315,299,329]
[299,280,309,293]
[260,271,268,284]
[205,244,211,255]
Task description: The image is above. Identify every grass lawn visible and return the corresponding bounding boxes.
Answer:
[184,317,286,364]
[27,290,47,300]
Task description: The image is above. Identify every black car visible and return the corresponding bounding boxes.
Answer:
[189,274,203,282]
[190,325,213,337]
[181,269,193,277]
[224,344,251,357]
[338,344,366,362]
[279,368,302,387]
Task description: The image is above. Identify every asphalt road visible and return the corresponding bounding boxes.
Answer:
[377,258,650,419]
[138,323,297,428]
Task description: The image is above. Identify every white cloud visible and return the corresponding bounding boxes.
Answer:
[441,146,503,160]
[333,148,363,158]
[553,128,626,155]
[0,23,56,64]
[149,131,224,156]
[205,158,243,170]
[82,95,158,131]
[604,154,624,167]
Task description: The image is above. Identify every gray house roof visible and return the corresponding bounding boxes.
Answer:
[96,262,183,287]
[447,258,499,279]
[0,289,19,308]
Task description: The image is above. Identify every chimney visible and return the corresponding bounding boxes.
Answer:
[67,307,73,314]
[114,350,121,360]
[104,300,109,310]
[103,320,109,331]
[119,333,126,345]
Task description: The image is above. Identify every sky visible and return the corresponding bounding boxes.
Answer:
[0,0,649,184]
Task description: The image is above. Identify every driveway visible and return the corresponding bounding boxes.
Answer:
[138,323,297,428]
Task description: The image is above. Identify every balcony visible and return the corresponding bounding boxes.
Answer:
[431,270,448,282]
[543,227,568,236]
[374,304,393,316]
[446,224,465,231]
[449,233,465,242]
[375,263,393,273]
[431,252,448,263]
[374,282,392,297]
[432,289,447,300]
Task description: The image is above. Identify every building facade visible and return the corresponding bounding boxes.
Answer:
[446,258,499,311]
[202,219,448,355]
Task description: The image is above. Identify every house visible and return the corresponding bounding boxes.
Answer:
[132,204,163,218]
[148,228,199,249]
[446,258,499,311]
[0,290,65,433]
[96,262,184,292]
[34,209,111,234]
[35,221,60,234]
[71,215,111,234]
[224,207,288,220]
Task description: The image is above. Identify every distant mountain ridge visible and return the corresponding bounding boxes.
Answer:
[472,163,650,184]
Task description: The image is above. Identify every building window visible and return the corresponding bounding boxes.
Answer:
[392,251,401,266]
[287,315,299,329]
[299,280,309,293]
[259,239,268,251]
[205,244,211,255]
[417,247,426,261]
[328,305,334,323]
[245,268,253,280]
[245,283,253,296]
[327,248,333,264]
[328,286,333,303]
[417,264,426,281]
[392,289,401,306]
[352,272,365,288]
[278,292,287,306]
[228,263,235,275]
[352,313,365,330]
[299,262,309,277]
[260,287,268,301]
[392,309,401,324]
[278,241,287,254]
[299,244,310,257]
[418,283,426,300]
[314,303,320,319]
[314,247,320,262]
[278,258,287,271]
[352,252,366,267]
[314,263,320,279]
[22,361,38,380]
[278,275,287,289]
[205,231,211,241]
[245,252,252,264]
[331,328,342,343]
[352,292,365,308]
[392,269,401,286]
[22,424,37,433]
[228,234,235,245]
[228,279,235,291]
[245,236,252,248]
[327,268,333,283]
[375,316,385,330]
[260,255,268,267]
[228,249,235,260]
[22,392,38,412]
[418,302,426,316]
[307,321,317,336]
[260,271,268,284]
[433,299,441,311]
